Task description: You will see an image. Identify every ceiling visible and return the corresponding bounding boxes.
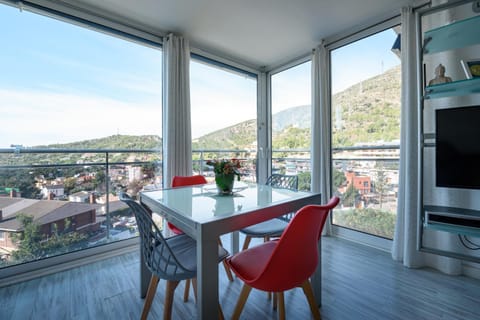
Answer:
[66,0,419,70]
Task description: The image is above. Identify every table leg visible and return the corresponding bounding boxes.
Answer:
[197,232,219,319]
[231,231,239,255]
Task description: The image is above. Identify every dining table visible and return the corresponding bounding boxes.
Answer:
[139,182,322,319]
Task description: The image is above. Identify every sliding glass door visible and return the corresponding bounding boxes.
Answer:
[330,26,401,240]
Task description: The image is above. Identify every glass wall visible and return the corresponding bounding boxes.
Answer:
[271,61,312,190]
[330,27,401,239]
[0,4,162,267]
[190,59,257,182]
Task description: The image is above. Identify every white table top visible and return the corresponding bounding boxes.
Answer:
[141,182,317,225]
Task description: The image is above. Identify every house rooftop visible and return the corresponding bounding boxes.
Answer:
[0,199,97,232]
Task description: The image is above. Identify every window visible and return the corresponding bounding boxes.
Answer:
[271,61,312,190]
[190,59,257,182]
[0,4,162,268]
[330,27,401,239]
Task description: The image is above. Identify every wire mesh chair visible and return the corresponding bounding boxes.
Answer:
[240,174,299,250]
[119,192,228,320]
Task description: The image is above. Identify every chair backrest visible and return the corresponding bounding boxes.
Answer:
[251,196,340,292]
[168,175,208,234]
[266,174,298,191]
[172,175,207,187]
[119,192,196,281]
[266,174,298,222]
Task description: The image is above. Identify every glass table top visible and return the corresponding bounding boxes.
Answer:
[140,183,314,223]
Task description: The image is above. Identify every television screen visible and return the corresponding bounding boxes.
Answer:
[436,106,480,189]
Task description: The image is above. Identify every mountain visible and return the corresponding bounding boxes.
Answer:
[34,134,161,150]
[0,135,162,167]
[272,105,310,132]
[194,65,401,149]
[192,120,256,150]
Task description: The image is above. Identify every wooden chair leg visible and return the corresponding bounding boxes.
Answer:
[218,303,225,320]
[232,284,252,320]
[301,280,321,320]
[222,260,234,282]
[277,291,285,320]
[242,235,252,251]
[191,278,198,302]
[183,279,191,302]
[141,275,160,320]
[164,280,179,320]
[218,237,234,281]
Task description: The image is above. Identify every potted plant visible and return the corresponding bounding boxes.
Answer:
[206,158,241,195]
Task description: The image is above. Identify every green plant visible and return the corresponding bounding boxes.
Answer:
[206,159,241,180]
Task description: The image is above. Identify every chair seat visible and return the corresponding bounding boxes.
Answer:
[228,241,277,286]
[167,222,185,235]
[161,234,229,275]
[240,219,289,237]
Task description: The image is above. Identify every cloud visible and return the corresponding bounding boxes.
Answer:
[0,88,162,147]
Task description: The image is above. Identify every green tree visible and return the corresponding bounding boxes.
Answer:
[93,169,106,190]
[11,214,87,263]
[374,162,388,209]
[11,214,43,261]
[343,183,359,207]
[333,168,347,191]
[298,172,311,191]
[64,177,77,194]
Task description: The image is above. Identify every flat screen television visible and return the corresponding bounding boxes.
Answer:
[436,105,480,189]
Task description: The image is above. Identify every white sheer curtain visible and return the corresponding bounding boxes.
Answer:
[162,33,192,187]
[311,43,332,233]
[392,7,461,274]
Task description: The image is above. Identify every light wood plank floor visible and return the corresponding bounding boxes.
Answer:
[1,236,480,320]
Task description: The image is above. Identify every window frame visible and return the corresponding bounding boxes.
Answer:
[326,16,401,251]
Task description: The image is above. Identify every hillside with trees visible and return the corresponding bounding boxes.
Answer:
[193,65,401,150]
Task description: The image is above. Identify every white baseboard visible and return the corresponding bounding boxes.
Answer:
[0,238,139,288]
[463,262,480,280]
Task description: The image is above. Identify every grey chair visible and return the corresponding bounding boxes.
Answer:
[119,192,228,320]
[239,174,299,250]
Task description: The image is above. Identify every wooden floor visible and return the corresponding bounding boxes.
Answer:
[1,236,480,320]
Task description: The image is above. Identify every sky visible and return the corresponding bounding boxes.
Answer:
[0,3,400,147]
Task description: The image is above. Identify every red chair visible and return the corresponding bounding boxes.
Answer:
[226,196,340,320]
[169,175,234,297]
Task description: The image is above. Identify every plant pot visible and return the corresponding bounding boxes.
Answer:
[215,173,235,195]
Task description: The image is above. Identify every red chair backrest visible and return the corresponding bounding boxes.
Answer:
[168,175,208,234]
[172,175,207,187]
[252,196,340,292]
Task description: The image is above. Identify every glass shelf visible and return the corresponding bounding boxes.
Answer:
[424,222,480,238]
[423,15,480,55]
[424,77,480,99]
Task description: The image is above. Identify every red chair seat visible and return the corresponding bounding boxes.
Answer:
[228,241,276,285]
[167,222,184,235]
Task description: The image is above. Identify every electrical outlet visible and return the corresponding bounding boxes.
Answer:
[473,0,480,13]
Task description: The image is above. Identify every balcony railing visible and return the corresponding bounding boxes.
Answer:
[0,147,162,268]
